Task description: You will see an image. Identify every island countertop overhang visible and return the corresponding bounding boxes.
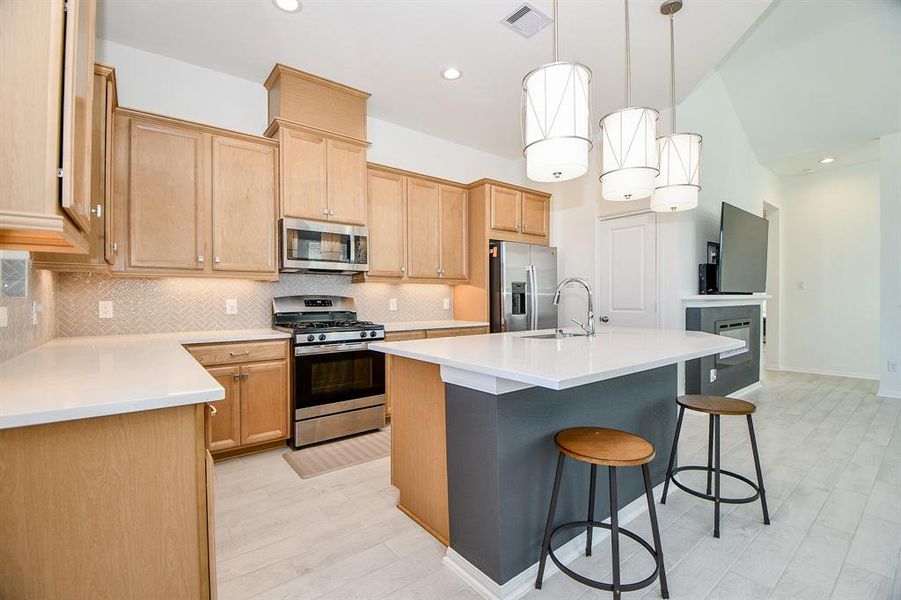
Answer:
[370,327,745,391]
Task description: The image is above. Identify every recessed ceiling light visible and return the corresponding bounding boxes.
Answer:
[442,67,462,81]
[803,168,815,175]
[818,157,835,164]
[272,0,301,13]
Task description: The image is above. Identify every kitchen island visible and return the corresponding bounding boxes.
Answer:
[371,327,743,598]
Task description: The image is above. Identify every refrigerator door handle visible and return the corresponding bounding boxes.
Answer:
[527,264,538,330]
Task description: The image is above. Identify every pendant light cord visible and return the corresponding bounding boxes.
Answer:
[553,0,559,62]
[669,12,676,132]
[624,0,631,106]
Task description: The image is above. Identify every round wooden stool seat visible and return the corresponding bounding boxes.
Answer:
[677,395,755,416]
[555,427,656,467]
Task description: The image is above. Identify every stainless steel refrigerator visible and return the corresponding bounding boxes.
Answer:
[489,241,558,333]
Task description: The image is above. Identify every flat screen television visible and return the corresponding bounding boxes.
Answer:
[717,202,768,293]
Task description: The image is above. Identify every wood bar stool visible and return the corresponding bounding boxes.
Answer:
[536,427,669,600]
[661,395,770,538]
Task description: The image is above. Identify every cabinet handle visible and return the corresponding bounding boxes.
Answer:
[328,209,335,216]
[111,242,119,252]
[228,350,251,357]
[214,256,221,264]
[233,372,240,380]
[242,373,249,380]
[208,404,217,416]
[400,266,406,274]
[198,256,204,263]
[90,204,102,218]
[322,208,329,215]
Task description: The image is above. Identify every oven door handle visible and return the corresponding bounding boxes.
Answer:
[295,342,371,356]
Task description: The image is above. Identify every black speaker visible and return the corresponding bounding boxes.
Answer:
[699,263,719,294]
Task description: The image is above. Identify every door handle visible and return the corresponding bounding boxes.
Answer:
[526,265,538,330]
[208,404,217,416]
[600,316,610,323]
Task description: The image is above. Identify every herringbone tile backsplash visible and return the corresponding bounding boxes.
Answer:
[57,272,455,337]
[0,267,56,363]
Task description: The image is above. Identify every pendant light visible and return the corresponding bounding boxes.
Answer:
[522,0,592,182]
[652,0,701,212]
[600,0,659,201]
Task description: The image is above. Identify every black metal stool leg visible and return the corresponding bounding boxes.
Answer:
[586,464,597,556]
[609,466,621,600]
[747,415,771,525]
[642,464,669,599]
[661,406,685,504]
[536,452,566,590]
[713,414,721,538]
[706,415,714,495]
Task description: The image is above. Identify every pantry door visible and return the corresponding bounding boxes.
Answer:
[597,212,658,328]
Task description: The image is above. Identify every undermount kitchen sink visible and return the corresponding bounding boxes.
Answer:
[522,331,587,340]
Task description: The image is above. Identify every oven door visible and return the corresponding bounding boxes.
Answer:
[281,218,369,273]
[294,346,385,421]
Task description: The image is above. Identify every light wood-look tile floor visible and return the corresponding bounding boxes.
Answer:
[214,371,901,599]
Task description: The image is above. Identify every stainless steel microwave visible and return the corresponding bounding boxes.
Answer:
[280,218,369,273]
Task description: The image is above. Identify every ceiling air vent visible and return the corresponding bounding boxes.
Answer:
[502,2,553,39]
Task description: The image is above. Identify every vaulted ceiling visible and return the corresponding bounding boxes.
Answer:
[97,0,770,158]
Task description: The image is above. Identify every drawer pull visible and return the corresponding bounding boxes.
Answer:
[208,404,217,417]
[228,350,251,357]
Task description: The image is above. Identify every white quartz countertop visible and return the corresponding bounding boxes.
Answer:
[0,329,290,430]
[371,327,744,391]
[383,320,489,333]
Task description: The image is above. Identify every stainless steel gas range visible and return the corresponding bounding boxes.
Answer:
[273,295,386,448]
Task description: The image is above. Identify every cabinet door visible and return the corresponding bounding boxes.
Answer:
[128,119,207,271]
[206,365,241,452]
[59,0,95,233]
[367,169,406,277]
[521,192,549,239]
[204,449,218,600]
[405,178,441,279]
[240,361,289,446]
[100,71,116,265]
[439,185,468,280]
[281,128,327,219]
[489,185,520,234]
[211,136,277,273]
[326,139,367,225]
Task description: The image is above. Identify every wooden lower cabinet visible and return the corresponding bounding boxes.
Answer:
[0,404,215,599]
[187,340,291,458]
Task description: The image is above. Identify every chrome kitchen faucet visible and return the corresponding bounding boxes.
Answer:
[552,277,596,336]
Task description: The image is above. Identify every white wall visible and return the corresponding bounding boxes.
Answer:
[95,40,525,186]
[880,133,901,397]
[779,161,881,379]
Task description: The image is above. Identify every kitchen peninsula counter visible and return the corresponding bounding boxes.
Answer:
[372,327,742,593]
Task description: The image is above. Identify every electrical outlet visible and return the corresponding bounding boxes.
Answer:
[443,298,451,310]
[98,301,114,319]
[796,280,805,291]
[225,298,238,315]
[389,298,398,312]
[0,306,7,328]
[710,368,718,383]
[32,302,41,325]
[889,360,899,374]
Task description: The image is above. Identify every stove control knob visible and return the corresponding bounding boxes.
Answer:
[306,334,315,342]
[318,334,326,341]
[369,331,378,338]
[360,331,368,338]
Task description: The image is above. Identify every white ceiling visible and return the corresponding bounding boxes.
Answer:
[716,0,901,175]
[96,0,770,158]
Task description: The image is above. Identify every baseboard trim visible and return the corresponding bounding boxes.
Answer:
[771,366,879,381]
[728,381,762,399]
[443,482,665,600]
[877,386,901,400]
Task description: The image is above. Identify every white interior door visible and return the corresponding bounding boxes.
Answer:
[597,212,658,328]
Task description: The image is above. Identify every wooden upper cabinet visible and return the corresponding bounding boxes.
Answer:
[206,366,241,452]
[521,192,549,238]
[240,361,289,446]
[489,185,521,234]
[326,139,367,225]
[406,178,441,279]
[439,185,468,280]
[211,136,277,273]
[59,0,96,234]
[367,168,406,277]
[280,127,327,220]
[128,118,207,271]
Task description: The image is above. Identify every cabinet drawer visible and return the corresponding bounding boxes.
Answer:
[384,330,427,342]
[187,340,287,366]
[425,327,489,339]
